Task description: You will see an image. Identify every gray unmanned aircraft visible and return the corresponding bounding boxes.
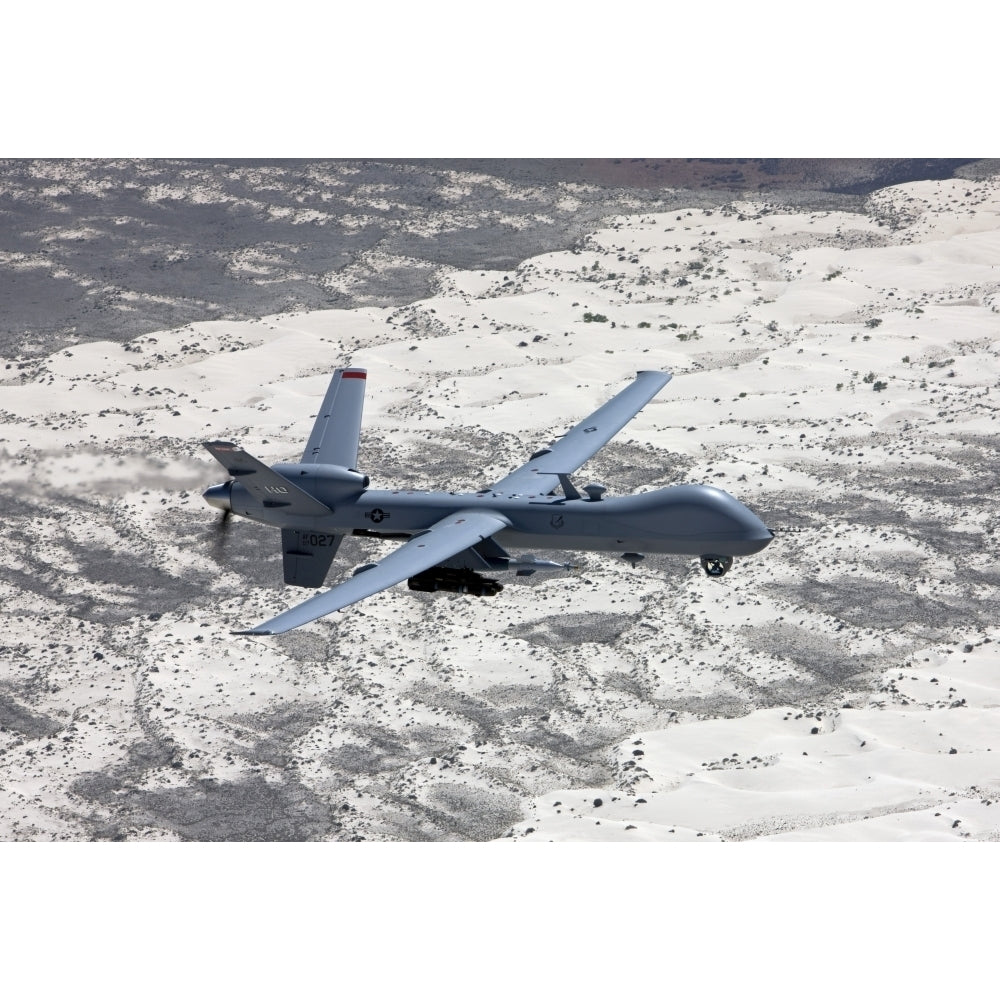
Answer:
[203,368,773,634]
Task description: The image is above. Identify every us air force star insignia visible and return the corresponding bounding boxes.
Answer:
[551,514,564,529]
[366,508,389,523]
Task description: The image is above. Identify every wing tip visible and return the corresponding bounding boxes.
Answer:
[231,628,275,636]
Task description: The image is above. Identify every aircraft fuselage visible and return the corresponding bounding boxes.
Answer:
[211,471,773,559]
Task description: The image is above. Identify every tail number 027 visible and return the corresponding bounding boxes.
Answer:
[301,533,338,547]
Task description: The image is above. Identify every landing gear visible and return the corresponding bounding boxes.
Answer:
[700,554,733,577]
[408,568,504,597]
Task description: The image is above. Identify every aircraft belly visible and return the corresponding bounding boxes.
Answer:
[495,529,770,556]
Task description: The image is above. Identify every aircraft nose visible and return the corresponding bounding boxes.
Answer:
[707,487,773,553]
[203,481,233,512]
[738,509,774,553]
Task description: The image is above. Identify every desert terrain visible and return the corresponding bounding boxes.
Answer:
[2,160,999,840]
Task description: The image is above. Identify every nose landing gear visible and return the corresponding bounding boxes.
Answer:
[700,554,734,577]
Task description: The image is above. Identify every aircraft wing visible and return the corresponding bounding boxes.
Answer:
[490,370,671,496]
[235,509,511,635]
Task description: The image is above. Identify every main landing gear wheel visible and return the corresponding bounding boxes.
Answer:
[700,555,733,577]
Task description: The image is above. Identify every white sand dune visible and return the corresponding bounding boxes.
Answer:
[2,174,999,840]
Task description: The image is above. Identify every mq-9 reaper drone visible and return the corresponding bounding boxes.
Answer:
[203,368,773,634]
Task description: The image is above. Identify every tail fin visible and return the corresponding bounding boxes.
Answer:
[282,528,343,587]
[301,367,367,467]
